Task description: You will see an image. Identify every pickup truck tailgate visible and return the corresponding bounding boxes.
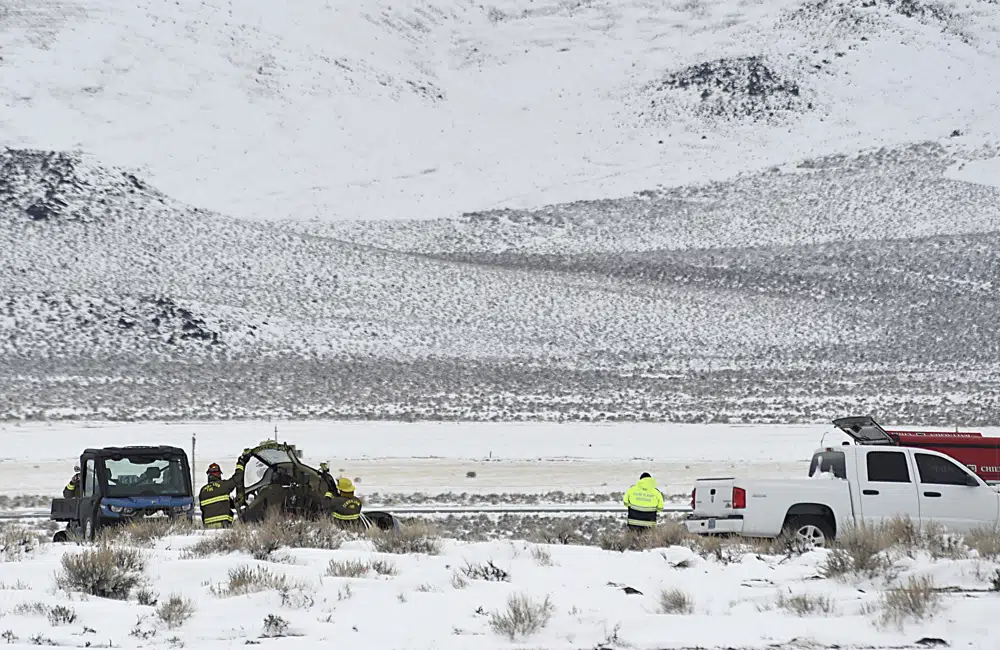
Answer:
[692,478,740,517]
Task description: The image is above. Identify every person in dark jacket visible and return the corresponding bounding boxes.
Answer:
[325,477,362,526]
[199,453,248,529]
[63,467,81,499]
[623,472,665,531]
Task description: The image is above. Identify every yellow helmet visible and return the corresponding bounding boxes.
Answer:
[336,477,355,493]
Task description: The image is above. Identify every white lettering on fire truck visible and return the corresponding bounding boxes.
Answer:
[968,464,978,472]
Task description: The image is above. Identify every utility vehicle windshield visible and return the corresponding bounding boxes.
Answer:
[103,456,189,497]
[244,448,296,491]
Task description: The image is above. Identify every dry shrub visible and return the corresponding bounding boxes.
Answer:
[964,526,1000,559]
[48,605,78,626]
[325,559,370,578]
[279,588,315,609]
[211,565,307,597]
[689,534,746,564]
[156,594,195,629]
[136,586,159,606]
[882,517,921,547]
[531,519,580,545]
[370,558,398,576]
[11,602,49,617]
[185,519,346,559]
[880,517,962,559]
[748,533,809,556]
[489,593,554,640]
[530,545,553,566]
[775,592,836,616]
[599,521,689,552]
[120,518,196,546]
[368,521,441,555]
[262,614,290,638]
[658,588,694,614]
[462,560,510,582]
[0,527,43,562]
[920,522,964,560]
[56,543,147,600]
[822,522,894,580]
[873,576,942,628]
[451,572,469,589]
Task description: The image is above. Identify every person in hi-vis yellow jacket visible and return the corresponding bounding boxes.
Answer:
[623,472,664,531]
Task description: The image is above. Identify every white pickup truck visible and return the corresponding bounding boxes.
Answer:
[684,417,1000,547]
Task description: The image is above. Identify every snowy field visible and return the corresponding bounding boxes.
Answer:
[0,421,842,502]
[4,420,999,504]
[4,485,1000,649]
[0,529,996,650]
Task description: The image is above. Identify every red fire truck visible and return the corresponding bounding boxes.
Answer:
[833,416,1000,485]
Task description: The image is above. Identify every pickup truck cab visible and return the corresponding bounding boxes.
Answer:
[684,417,1000,548]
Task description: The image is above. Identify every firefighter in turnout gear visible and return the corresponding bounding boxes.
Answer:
[199,453,249,529]
[324,476,362,526]
[623,472,665,531]
[63,467,81,499]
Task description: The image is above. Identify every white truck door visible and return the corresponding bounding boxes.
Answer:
[913,451,1000,533]
[856,448,920,525]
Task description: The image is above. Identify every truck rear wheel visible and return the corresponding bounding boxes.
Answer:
[783,515,834,549]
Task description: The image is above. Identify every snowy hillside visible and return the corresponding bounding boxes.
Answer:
[2,0,1000,422]
[2,0,999,222]
[2,145,1000,421]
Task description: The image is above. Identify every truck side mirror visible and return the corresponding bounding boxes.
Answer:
[967,474,980,487]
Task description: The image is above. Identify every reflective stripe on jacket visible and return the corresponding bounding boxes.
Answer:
[325,494,362,522]
[623,477,664,527]
[199,463,244,526]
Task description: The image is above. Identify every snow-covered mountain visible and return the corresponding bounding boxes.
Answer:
[1,0,999,422]
[2,0,999,222]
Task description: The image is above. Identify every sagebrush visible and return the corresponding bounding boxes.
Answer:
[775,592,836,616]
[873,576,942,628]
[185,519,346,559]
[598,521,689,552]
[211,565,307,597]
[156,594,195,629]
[658,588,694,614]
[822,522,895,580]
[489,593,554,640]
[368,522,441,555]
[0,528,43,562]
[56,543,147,600]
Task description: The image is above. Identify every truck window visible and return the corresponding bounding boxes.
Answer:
[83,459,96,498]
[915,453,975,486]
[866,451,911,483]
[809,451,847,478]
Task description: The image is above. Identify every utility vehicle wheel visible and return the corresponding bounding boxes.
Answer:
[783,515,834,549]
[84,516,95,541]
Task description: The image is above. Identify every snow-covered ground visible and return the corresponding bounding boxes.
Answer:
[4,420,998,502]
[2,515,1000,649]
[2,0,999,222]
[0,420,825,499]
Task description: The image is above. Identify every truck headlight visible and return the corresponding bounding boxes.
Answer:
[106,505,135,515]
